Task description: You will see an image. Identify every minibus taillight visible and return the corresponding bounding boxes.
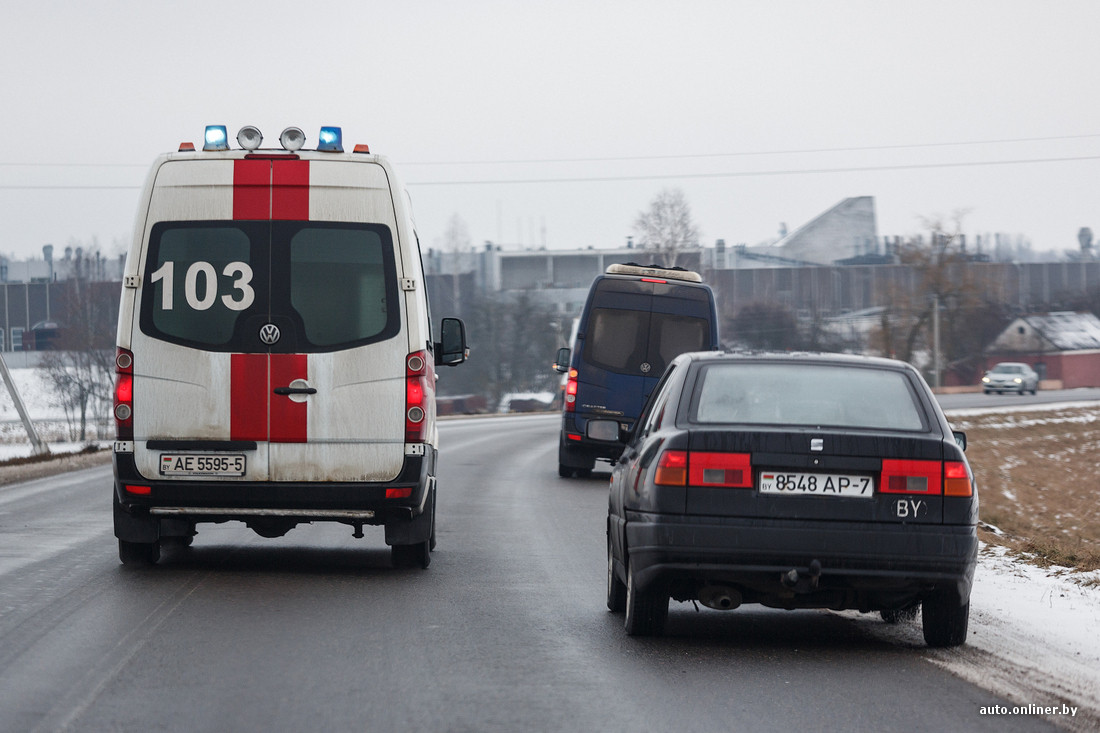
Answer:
[564,368,578,412]
[405,351,431,442]
[114,348,134,440]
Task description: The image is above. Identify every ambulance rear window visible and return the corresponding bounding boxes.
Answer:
[139,221,399,352]
[290,227,392,347]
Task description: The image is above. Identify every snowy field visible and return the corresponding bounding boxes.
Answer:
[1,367,1098,726]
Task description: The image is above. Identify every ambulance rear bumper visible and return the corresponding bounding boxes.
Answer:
[112,449,434,541]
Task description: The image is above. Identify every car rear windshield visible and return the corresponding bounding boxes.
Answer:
[139,221,399,352]
[690,362,927,431]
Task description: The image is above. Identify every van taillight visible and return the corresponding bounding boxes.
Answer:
[564,368,578,412]
[405,350,431,442]
[114,348,134,440]
[879,459,943,495]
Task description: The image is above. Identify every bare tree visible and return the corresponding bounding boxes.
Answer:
[40,278,117,441]
[869,211,1005,384]
[632,188,700,268]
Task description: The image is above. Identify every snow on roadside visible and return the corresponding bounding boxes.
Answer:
[926,545,1100,731]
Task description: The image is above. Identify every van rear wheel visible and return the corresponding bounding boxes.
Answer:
[392,541,430,569]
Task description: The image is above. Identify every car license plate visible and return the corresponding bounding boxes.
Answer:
[160,454,246,477]
[758,471,872,498]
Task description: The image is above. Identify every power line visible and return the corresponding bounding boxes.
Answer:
[1,132,1099,169]
[400,133,1100,166]
[2,153,1099,190]
[405,154,1100,185]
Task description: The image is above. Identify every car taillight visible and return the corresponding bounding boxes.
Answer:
[405,350,432,443]
[654,450,689,486]
[114,348,134,440]
[944,461,973,497]
[564,368,578,412]
[688,452,753,488]
[880,459,943,495]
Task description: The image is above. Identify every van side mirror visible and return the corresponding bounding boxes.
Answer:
[553,347,571,374]
[436,318,467,367]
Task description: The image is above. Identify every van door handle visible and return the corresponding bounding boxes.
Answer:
[274,386,317,395]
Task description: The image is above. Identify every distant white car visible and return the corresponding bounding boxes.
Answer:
[982,362,1039,395]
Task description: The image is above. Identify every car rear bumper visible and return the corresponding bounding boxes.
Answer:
[624,511,977,600]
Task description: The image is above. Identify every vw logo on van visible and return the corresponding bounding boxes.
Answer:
[259,324,281,345]
[639,362,652,374]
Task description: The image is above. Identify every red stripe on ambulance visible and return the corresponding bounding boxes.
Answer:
[232,160,271,219]
[233,159,309,219]
[271,160,309,220]
[231,160,311,443]
[230,353,268,441]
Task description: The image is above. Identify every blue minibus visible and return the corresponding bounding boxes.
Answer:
[554,263,719,477]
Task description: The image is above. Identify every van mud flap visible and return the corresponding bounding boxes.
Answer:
[385,477,435,546]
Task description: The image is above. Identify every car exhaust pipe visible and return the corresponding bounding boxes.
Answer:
[699,585,742,611]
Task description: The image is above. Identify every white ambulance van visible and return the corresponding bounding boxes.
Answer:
[112,124,467,568]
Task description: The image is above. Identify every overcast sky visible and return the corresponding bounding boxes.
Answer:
[2,0,1099,262]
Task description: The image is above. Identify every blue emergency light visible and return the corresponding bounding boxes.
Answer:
[317,126,343,152]
[203,125,230,151]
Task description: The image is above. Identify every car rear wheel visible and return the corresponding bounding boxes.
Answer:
[119,538,160,566]
[607,537,626,613]
[921,588,969,647]
[624,557,667,636]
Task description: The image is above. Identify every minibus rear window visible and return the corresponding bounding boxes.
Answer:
[584,308,710,376]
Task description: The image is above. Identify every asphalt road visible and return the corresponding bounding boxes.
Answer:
[0,414,1063,733]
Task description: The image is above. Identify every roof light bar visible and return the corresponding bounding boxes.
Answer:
[203,125,230,151]
[280,127,306,152]
[318,126,343,152]
[237,126,263,151]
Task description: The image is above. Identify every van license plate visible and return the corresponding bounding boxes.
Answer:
[758,472,872,498]
[160,454,246,477]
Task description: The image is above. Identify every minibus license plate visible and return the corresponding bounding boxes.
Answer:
[758,471,872,498]
[160,454,246,477]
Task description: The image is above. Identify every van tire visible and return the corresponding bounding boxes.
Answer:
[119,539,160,566]
[558,442,595,478]
[392,541,430,569]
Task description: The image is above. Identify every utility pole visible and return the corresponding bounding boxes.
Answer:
[0,351,49,456]
[932,293,942,389]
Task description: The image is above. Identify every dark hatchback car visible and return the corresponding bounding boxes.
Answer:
[603,352,978,647]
